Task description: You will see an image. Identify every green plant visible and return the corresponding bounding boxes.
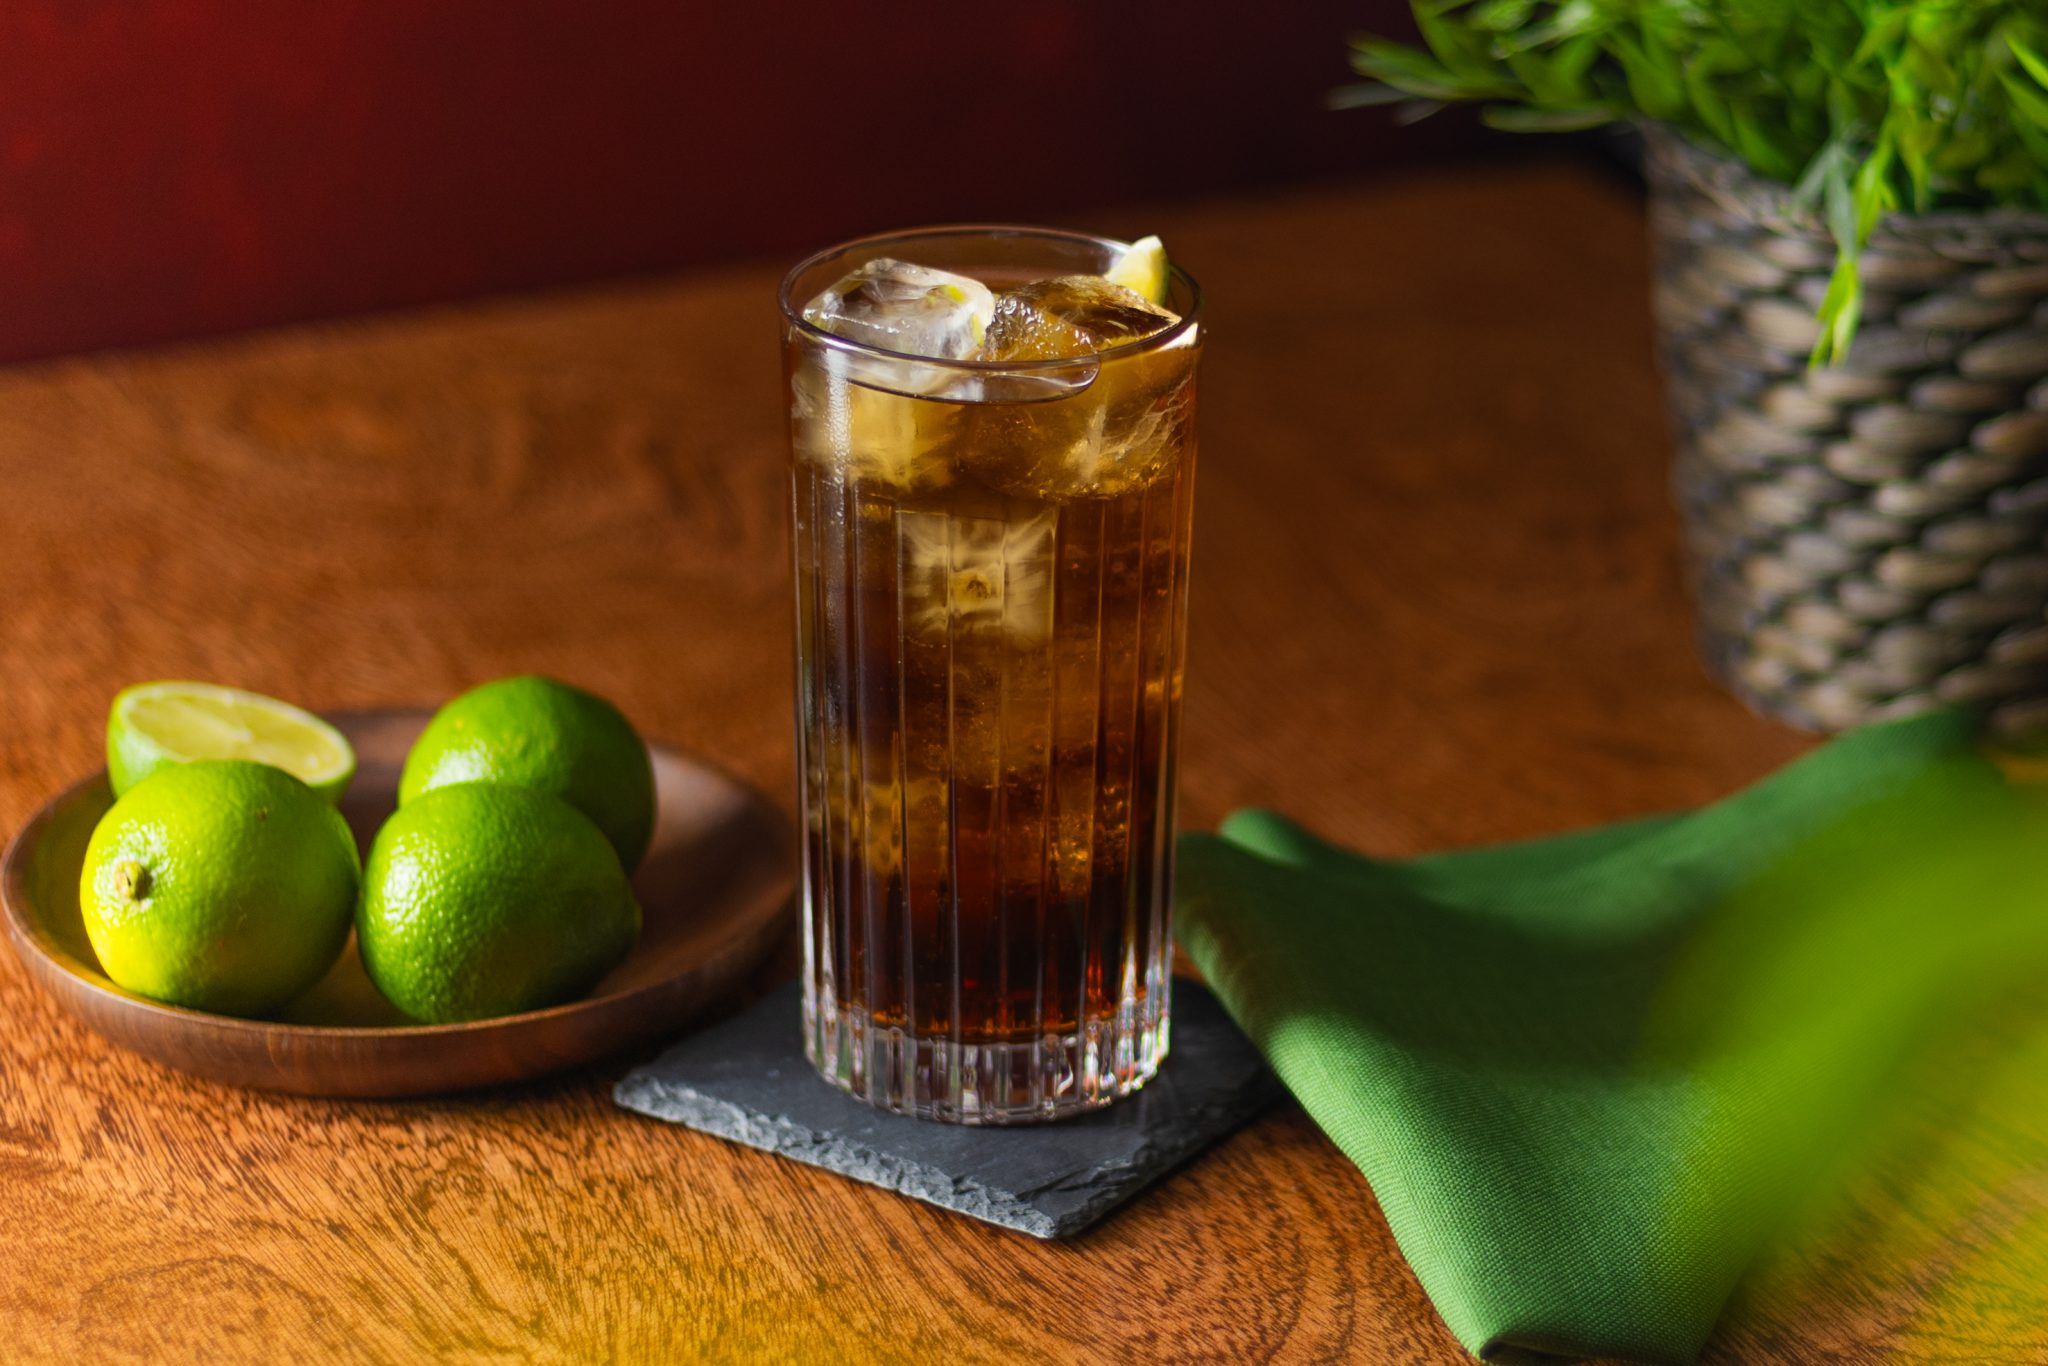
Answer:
[1342,2,2048,361]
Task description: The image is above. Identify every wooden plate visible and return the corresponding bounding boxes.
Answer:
[0,709,794,1097]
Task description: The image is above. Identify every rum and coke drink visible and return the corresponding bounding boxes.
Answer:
[781,227,1201,1123]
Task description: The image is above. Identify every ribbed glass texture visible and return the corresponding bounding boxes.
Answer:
[781,227,1201,1123]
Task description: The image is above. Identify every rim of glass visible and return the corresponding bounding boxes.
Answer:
[778,223,1203,372]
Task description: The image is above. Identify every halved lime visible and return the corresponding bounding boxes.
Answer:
[108,681,356,802]
[1104,235,1170,305]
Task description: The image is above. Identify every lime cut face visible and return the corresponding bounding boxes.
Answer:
[109,681,356,802]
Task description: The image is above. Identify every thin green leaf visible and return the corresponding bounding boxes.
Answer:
[1394,98,1451,126]
[1853,9,1913,65]
[1681,60,1736,146]
[1327,83,1422,109]
[1472,0,1538,36]
[1481,104,1613,131]
[1611,32,1689,120]
[1812,257,1864,369]
[2011,37,2048,92]
[1730,107,1798,183]
[1823,153,1858,251]
[1852,142,1897,240]
[1348,42,1472,101]
[2001,71,2048,130]
[1894,111,1936,209]
[1418,7,1505,84]
[1549,31,1603,87]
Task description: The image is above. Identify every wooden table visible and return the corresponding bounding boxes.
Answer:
[2,163,2030,1363]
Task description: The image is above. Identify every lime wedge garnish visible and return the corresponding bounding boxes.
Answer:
[1104,235,1170,305]
[108,681,356,801]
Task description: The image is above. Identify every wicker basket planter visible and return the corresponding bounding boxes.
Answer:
[1645,125,2048,741]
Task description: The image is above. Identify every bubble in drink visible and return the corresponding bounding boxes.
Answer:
[801,258,995,361]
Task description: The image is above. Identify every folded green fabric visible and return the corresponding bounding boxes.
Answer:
[1177,711,2044,1365]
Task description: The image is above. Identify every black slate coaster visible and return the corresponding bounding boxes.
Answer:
[613,979,1281,1238]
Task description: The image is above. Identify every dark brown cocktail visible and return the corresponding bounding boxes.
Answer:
[781,227,1201,1123]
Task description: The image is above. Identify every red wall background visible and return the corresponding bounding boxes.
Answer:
[0,1,1452,363]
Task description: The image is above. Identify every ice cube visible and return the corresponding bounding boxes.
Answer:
[802,258,996,361]
[966,278,1194,500]
[975,369,1195,501]
[979,276,1178,362]
[899,507,1057,643]
[812,772,950,882]
[790,351,962,494]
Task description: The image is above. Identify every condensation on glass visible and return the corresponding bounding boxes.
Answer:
[780,227,1202,1123]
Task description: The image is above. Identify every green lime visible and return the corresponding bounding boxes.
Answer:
[108,681,356,802]
[357,783,642,1024]
[398,675,656,870]
[78,760,361,1016]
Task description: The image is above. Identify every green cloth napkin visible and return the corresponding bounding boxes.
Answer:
[1177,710,2045,1365]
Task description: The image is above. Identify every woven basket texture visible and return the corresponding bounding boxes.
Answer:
[1647,125,2048,740]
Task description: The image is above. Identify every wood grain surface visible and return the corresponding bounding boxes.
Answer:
[0,164,2035,1364]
